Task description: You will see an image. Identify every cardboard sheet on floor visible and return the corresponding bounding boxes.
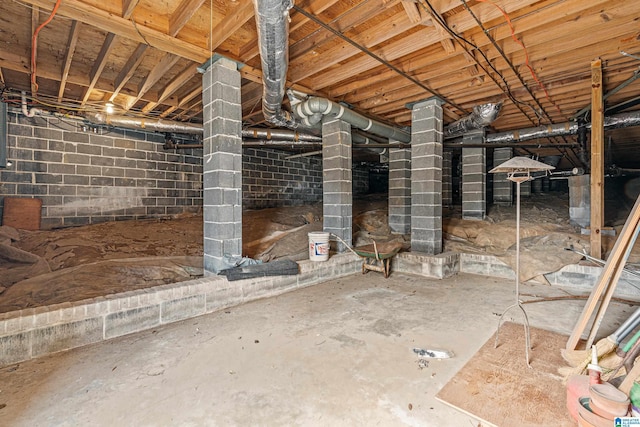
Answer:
[436,322,574,427]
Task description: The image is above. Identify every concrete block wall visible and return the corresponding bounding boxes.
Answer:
[0,112,203,228]
[0,111,376,225]
[0,253,362,367]
[242,148,323,209]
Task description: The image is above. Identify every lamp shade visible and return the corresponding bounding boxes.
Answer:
[489,156,556,174]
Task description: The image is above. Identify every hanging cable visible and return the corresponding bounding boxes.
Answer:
[31,0,62,95]
[458,0,580,163]
[469,0,563,117]
[418,0,540,126]
[292,4,468,115]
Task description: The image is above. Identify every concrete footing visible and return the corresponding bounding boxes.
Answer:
[2,250,638,368]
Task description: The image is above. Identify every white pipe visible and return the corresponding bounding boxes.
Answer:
[21,92,43,118]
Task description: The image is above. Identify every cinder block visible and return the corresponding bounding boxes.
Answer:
[160,295,206,323]
[105,305,161,339]
[32,318,103,357]
[0,332,32,366]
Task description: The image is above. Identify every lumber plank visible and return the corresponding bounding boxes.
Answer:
[565,193,640,350]
[619,359,640,395]
[590,58,604,259]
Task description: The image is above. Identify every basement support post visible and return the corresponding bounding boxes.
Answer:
[322,117,352,252]
[388,142,411,234]
[410,98,443,255]
[493,147,513,205]
[591,58,604,259]
[442,151,453,208]
[202,57,243,274]
[461,130,486,220]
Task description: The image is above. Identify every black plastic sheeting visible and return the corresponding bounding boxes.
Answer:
[219,259,299,281]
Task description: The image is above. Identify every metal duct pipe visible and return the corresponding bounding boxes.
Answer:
[242,128,321,142]
[252,0,298,128]
[444,102,502,139]
[485,110,640,144]
[86,113,203,134]
[289,91,411,143]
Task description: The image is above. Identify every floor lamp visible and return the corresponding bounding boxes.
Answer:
[489,156,555,367]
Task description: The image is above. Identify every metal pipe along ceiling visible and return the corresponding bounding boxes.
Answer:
[485,110,640,144]
[252,0,299,128]
[288,91,411,143]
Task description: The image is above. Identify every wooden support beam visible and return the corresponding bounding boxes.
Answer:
[210,0,254,51]
[401,0,422,24]
[141,64,198,113]
[122,0,140,19]
[169,0,205,37]
[58,20,80,102]
[110,43,148,101]
[81,32,117,106]
[125,53,180,110]
[590,58,604,259]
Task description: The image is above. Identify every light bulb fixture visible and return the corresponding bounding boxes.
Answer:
[5,160,12,167]
[105,102,115,114]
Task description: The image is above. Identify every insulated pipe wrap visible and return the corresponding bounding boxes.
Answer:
[291,96,411,143]
[253,0,298,128]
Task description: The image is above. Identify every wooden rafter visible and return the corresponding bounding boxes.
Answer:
[401,0,422,24]
[58,20,81,102]
[169,0,205,37]
[110,43,148,101]
[81,32,117,106]
[122,0,140,19]
[239,0,340,61]
[141,63,198,113]
[160,83,202,118]
[125,53,180,110]
[590,58,604,259]
[210,0,254,51]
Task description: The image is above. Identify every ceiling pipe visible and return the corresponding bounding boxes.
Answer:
[86,112,203,134]
[484,110,640,144]
[444,103,502,139]
[288,90,411,143]
[252,0,299,128]
[20,91,43,118]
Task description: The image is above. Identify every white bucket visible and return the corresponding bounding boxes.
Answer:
[308,232,331,262]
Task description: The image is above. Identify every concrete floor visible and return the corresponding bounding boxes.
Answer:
[0,272,632,426]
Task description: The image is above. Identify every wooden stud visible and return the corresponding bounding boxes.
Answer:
[591,58,604,259]
[81,32,117,106]
[58,20,80,102]
[566,193,640,350]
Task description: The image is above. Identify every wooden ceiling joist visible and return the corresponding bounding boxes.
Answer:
[169,0,206,38]
[58,20,81,102]
[141,63,198,113]
[81,32,117,105]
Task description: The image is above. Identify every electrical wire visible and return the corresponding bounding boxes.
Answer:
[458,0,579,163]
[417,0,540,125]
[292,4,468,114]
[472,0,563,117]
[31,0,62,95]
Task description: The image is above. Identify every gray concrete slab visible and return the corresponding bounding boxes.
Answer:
[0,272,632,426]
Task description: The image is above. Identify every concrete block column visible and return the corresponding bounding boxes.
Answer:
[388,143,411,234]
[569,174,590,227]
[411,98,443,255]
[202,57,242,274]
[322,117,352,252]
[493,147,513,206]
[442,151,453,208]
[461,130,486,220]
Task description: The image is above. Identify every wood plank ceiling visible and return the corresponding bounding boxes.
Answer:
[2,0,640,168]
